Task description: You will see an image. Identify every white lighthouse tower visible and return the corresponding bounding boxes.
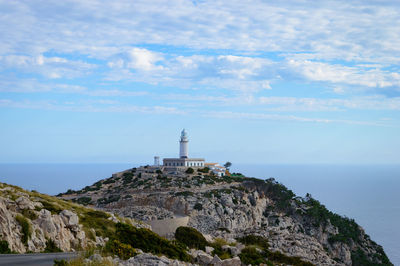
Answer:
[163,129,204,168]
[179,129,189,158]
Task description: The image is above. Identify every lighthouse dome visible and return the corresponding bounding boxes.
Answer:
[181,129,188,139]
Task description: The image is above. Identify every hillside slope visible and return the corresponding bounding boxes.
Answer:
[59,166,392,266]
[0,182,148,254]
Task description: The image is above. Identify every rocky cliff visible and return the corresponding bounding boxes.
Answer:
[0,182,148,254]
[59,166,393,266]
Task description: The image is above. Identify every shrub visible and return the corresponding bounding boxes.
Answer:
[40,200,63,214]
[105,239,136,260]
[75,197,92,206]
[239,247,267,265]
[103,178,115,185]
[175,191,193,197]
[16,214,31,245]
[43,239,62,253]
[193,203,203,211]
[97,195,120,205]
[0,240,12,254]
[266,250,314,266]
[175,226,208,251]
[210,238,231,259]
[53,259,68,266]
[65,189,76,195]
[185,168,194,174]
[237,235,269,250]
[197,167,210,173]
[114,223,191,262]
[22,209,38,220]
[80,211,114,238]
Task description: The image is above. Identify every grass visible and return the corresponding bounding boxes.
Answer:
[113,223,192,262]
[79,210,115,238]
[0,240,12,254]
[16,214,31,245]
[43,239,62,253]
[175,226,208,251]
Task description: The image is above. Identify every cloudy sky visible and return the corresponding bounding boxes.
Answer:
[1,0,399,164]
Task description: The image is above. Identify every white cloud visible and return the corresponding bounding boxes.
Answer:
[126,48,163,71]
[286,59,400,91]
[1,0,400,63]
[0,54,95,79]
[0,98,184,115]
[202,110,385,126]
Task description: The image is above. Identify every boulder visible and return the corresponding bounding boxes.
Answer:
[221,256,241,266]
[196,250,213,265]
[60,210,79,227]
[205,246,214,254]
[210,255,222,265]
[16,196,35,210]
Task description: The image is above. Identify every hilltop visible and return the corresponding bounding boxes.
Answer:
[58,165,392,266]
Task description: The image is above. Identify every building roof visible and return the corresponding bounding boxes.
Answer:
[163,158,205,161]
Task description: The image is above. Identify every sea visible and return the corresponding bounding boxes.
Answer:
[0,163,398,265]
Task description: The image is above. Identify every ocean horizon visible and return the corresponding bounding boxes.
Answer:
[0,163,398,265]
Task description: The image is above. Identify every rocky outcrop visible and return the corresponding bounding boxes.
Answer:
[0,189,87,253]
[60,166,393,266]
[0,182,147,254]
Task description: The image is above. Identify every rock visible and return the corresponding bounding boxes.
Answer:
[108,213,120,223]
[203,234,214,242]
[60,210,79,227]
[205,246,214,254]
[125,253,173,266]
[196,250,213,265]
[37,209,57,235]
[222,245,240,256]
[90,253,102,262]
[16,196,35,210]
[221,256,241,266]
[210,255,222,265]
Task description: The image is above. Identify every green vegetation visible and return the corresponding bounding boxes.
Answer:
[113,223,192,262]
[174,191,193,197]
[16,214,31,245]
[304,196,362,245]
[224,162,232,170]
[0,240,12,254]
[97,195,120,205]
[185,167,194,174]
[236,234,313,266]
[122,172,134,184]
[209,238,231,260]
[175,226,208,251]
[351,248,392,266]
[53,259,68,266]
[197,167,210,173]
[74,196,92,206]
[239,247,268,266]
[104,239,136,260]
[103,178,115,185]
[39,199,64,214]
[79,210,114,238]
[193,203,203,211]
[64,189,76,195]
[43,239,62,253]
[21,209,38,220]
[237,235,269,250]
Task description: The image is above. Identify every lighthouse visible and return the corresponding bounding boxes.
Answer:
[163,129,205,168]
[179,129,189,158]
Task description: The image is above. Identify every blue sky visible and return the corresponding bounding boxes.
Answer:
[0,0,399,164]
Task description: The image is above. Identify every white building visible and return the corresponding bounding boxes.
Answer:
[163,129,205,168]
[205,163,226,177]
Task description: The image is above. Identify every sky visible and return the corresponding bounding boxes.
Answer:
[0,0,399,164]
